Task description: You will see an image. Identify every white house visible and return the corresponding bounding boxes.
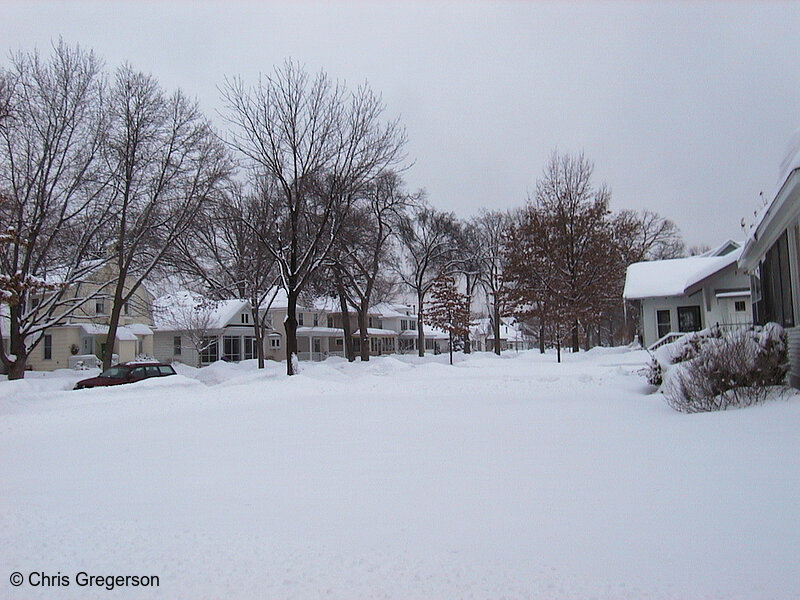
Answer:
[152,292,265,366]
[739,132,800,388]
[623,241,752,349]
[470,317,533,352]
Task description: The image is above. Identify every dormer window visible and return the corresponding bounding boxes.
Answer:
[241,312,250,324]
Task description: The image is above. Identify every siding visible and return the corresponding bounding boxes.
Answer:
[788,326,800,389]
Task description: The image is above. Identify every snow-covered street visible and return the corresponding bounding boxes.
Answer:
[1,348,799,599]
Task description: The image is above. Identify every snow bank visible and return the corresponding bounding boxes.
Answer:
[1,348,798,599]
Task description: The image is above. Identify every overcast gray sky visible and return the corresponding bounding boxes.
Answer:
[2,1,799,247]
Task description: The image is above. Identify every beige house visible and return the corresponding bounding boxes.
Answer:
[21,271,155,372]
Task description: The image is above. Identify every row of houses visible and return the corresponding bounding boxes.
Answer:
[4,278,535,372]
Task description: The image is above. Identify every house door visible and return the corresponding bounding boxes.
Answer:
[313,337,321,359]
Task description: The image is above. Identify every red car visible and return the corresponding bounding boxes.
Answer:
[74,362,177,390]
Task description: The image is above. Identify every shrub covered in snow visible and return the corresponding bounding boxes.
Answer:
[658,324,788,412]
[643,327,723,386]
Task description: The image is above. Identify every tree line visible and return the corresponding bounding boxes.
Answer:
[0,42,686,379]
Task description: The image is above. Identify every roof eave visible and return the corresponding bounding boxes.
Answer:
[740,168,800,271]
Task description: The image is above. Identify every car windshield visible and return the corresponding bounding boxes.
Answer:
[99,366,129,378]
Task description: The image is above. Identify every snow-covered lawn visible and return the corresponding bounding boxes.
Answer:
[1,348,798,599]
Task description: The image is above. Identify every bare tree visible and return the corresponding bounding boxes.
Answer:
[171,184,279,368]
[221,60,406,374]
[473,210,513,355]
[395,200,459,357]
[333,171,411,361]
[614,209,685,263]
[99,64,230,369]
[688,243,712,256]
[0,42,113,379]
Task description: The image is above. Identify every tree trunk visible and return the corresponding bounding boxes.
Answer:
[417,292,425,357]
[571,319,579,353]
[336,282,355,362]
[539,318,546,354]
[253,307,265,369]
[285,291,298,375]
[556,332,561,363]
[583,323,591,351]
[449,331,453,365]
[4,306,29,380]
[358,305,370,362]
[103,289,126,370]
[463,329,471,354]
[493,303,501,356]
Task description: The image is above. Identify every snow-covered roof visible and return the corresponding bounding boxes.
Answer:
[125,323,153,336]
[372,302,416,319]
[700,239,740,257]
[79,324,139,341]
[623,245,743,300]
[398,325,449,340]
[152,291,250,330]
[355,327,399,337]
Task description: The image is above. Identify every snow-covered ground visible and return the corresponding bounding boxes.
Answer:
[1,348,798,599]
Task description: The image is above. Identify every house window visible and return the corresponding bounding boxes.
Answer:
[43,334,52,360]
[200,337,218,363]
[335,338,343,347]
[758,230,795,328]
[425,339,435,350]
[244,336,257,360]
[298,313,304,326]
[223,336,241,361]
[124,301,130,315]
[401,319,408,331]
[95,298,105,315]
[173,335,182,356]
[313,314,319,326]
[368,317,374,328]
[270,337,281,349]
[327,317,334,328]
[241,312,250,324]
[734,300,747,312]
[410,320,417,330]
[677,306,702,333]
[656,310,671,339]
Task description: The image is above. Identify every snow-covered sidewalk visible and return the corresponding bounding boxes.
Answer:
[1,348,798,599]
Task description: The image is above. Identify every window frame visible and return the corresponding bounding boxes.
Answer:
[43,333,52,360]
[656,309,671,339]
